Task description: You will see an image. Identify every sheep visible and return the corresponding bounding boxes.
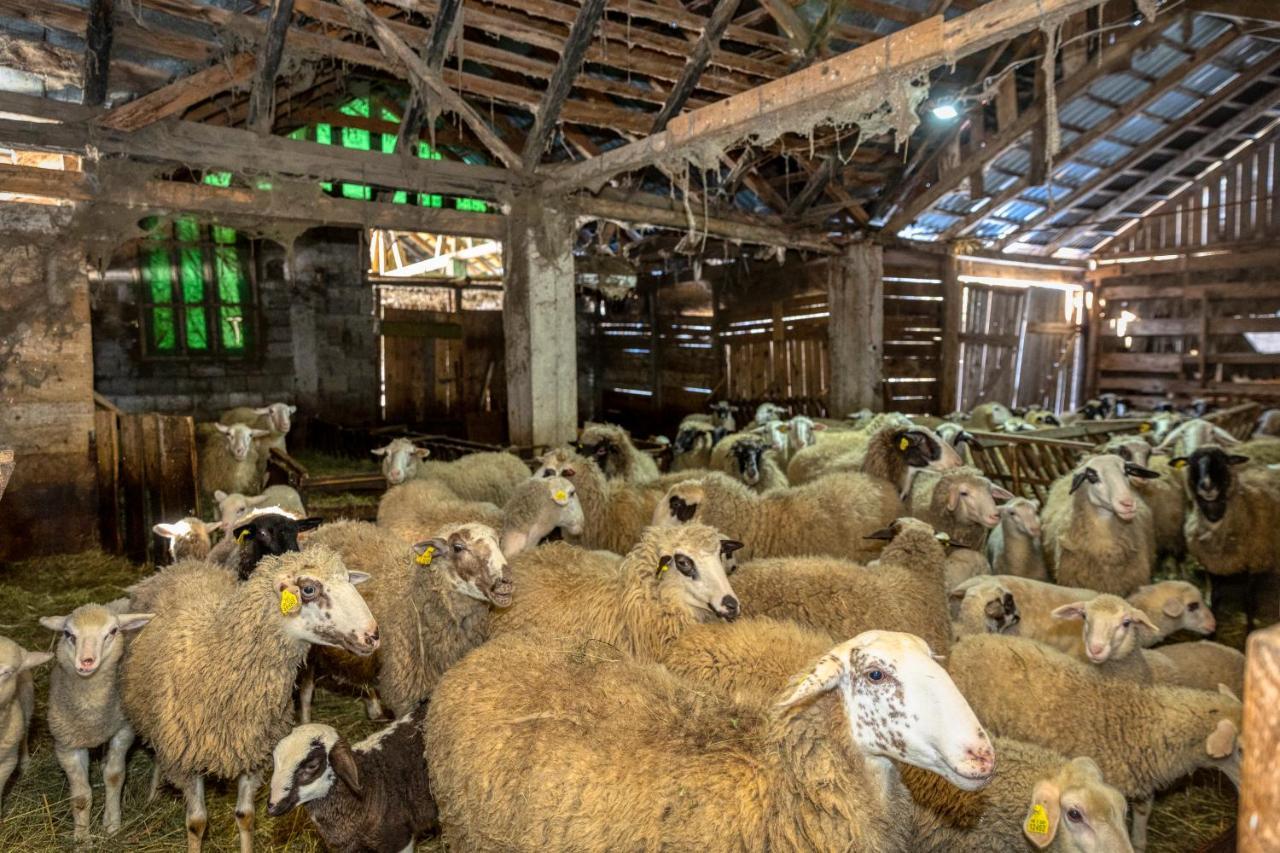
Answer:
[906,466,1011,550]
[1023,408,1063,428]
[682,401,736,440]
[198,422,269,505]
[753,401,787,424]
[1099,439,1187,561]
[942,546,993,592]
[266,704,436,853]
[949,576,1021,639]
[120,548,379,853]
[153,517,220,563]
[213,485,306,530]
[577,421,660,484]
[784,413,915,485]
[1156,418,1239,457]
[670,420,715,471]
[968,402,1014,431]
[1153,641,1245,697]
[304,520,511,718]
[858,424,964,497]
[1047,595,1164,683]
[709,431,788,492]
[1234,436,1280,465]
[379,475,583,558]
[425,629,995,852]
[986,497,1046,580]
[1256,408,1280,437]
[1040,454,1158,595]
[947,633,1243,851]
[904,739,1132,853]
[207,511,325,580]
[372,438,530,504]
[487,523,741,660]
[1173,445,1280,627]
[1127,581,1216,641]
[0,637,51,817]
[220,403,295,454]
[652,470,902,563]
[39,605,154,840]
[1000,417,1038,433]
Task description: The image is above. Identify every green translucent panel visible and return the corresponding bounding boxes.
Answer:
[151,307,176,351]
[455,197,487,212]
[392,190,409,205]
[179,248,204,303]
[175,218,200,243]
[340,97,370,118]
[418,141,442,160]
[321,181,334,192]
[420,193,442,208]
[379,104,400,122]
[380,133,397,155]
[341,126,371,151]
[144,250,172,302]
[220,306,246,350]
[213,226,237,245]
[316,123,332,145]
[185,306,208,350]
[342,184,371,200]
[141,216,163,236]
[214,247,245,303]
[203,172,232,188]
[288,127,307,140]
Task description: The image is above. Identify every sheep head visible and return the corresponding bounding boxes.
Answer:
[1022,756,1131,851]
[499,477,584,558]
[153,517,219,562]
[638,522,739,622]
[254,402,296,435]
[949,577,1020,636]
[40,604,153,677]
[1132,581,1215,636]
[0,638,51,706]
[268,724,358,816]
[998,497,1042,539]
[372,438,429,486]
[215,422,269,461]
[415,523,512,608]
[1051,595,1156,664]
[1068,454,1150,521]
[1170,446,1249,523]
[266,547,378,656]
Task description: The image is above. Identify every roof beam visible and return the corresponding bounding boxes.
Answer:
[246,0,295,134]
[652,0,744,133]
[756,0,811,54]
[81,0,114,107]
[1190,0,1280,26]
[549,0,1109,194]
[393,0,462,159]
[786,154,836,219]
[522,0,608,169]
[99,54,256,130]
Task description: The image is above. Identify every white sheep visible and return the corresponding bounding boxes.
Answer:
[1156,418,1239,457]
[0,637,51,817]
[577,421,661,483]
[372,438,531,504]
[153,517,221,563]
[949,576,1021,639]
[198,422,269,505]
[985,497,1046,580]
[39,605,154,840]
[213,485,306,530]
[906,466,1010,551]
[221,403,296,454]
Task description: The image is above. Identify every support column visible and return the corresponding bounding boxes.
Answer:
[1240,622,1280,853]
[940,247,963,414]
[827,241,883,415]
[503,194,578,446]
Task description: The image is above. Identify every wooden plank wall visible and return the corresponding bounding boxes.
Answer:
[102,412,199,564]
[1089,246,1280,405]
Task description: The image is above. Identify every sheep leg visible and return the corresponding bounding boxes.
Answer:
[235,771,259,853]
[147,761,162,803]
[297,665,315,725]
[102,724,134,835]
[54,744,92,841]
[0,751,17,817]
[181,775,207,853]
[1130,794,1154,852]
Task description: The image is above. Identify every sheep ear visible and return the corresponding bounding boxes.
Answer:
[1051,602,1088,621]
[214,490,229,502]
[215,422,232,435]
[1069,470,1091,493]
[946,484,961,512]
[719,539,745,557]
[863,526,895,541]
[991,486,1015,501]
[1023,779,1062,847]
[39,615,67,632]
[812,422,828,431]
[19,651,52,671]
[1161,597,1185,619]
[1205,719,1238,759]
[413,448,430,459]
[1227,454,1250,466]
[371,446,389,457]
[1218,684,1240,702]
[1130,609,1159,634]
[117,614,155,632]
[296,517,325,533]
[1169,456,1188,469]
[348,572,371,587]
[253,406,272,415]
[288,405,298,414]
[1124,462,1160,480]
[778,645,849,709]
[249,428,271,439]
[330,740,361,795]
[153,523,178,538]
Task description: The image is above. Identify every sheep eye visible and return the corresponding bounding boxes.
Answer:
[63,631,75,642]
[301,584,318,600]
[453,542,465,553]
[674,554,697,578]
[541,469,554,478]
[867,669,885,683]
[1122,618,1132,627]
[1066,808,1083,823]
[108,627,118,637]
[1187,602,1200,611]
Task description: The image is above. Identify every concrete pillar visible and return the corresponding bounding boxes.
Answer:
[503,194,577,446]
[827,241,883,415]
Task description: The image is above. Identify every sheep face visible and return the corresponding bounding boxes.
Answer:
[1103,438,1152,468]
[1022,756,1131,852]
[950,579,1021,636]
[779,631,995,791]
[753,421,788,455]
[786,415,824,452]
[268,724,354,816]
[40,605,153,677]
[1068,455,1149,521]
[1171,446,1250,523]
[673,424,712,455]
[999,497,1042,538]
[373,439,429,486]
[153,517,217,562]
[0,639,51,705]
[1026,409,1062,428]
[271,551,379,655]
[1051,596,1155,664]
[255,402,296,435]
[1140,581,1215,635]
[536,448,577,480]
[754,402,786,425]
[231,514,324,578]
[728,436,768,486]
[897,427,964,474]
[215,422,269,461]
[578,423,632,479]
[415,524,512,607]
[651,526,740,622]
[654,483,705,527]
[545,477,584,538]
[944,474,1009,528]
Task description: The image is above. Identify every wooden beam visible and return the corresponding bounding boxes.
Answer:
[81,0,114,106]
[1192,0,1280,26]
[939,248,963,413]
[522,0,609,169]
[828,242,885,414]
[549,0,1108,193]
[753,0,811,54]
[653,0,743,134]
[246,0,295,134]
[99,54,256,130]
[393,0,463,158]
[786,154,836,219]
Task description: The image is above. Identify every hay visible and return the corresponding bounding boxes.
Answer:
[290,449,380,479]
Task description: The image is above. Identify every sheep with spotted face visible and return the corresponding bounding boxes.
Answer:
[267,704,436,853]
[372,438,530,505]
[1024,408,1063,428]
[213,486,306,531]
[1041,454,1158,596]
[39,605,153,840]
[426,629,995,852]
[220,403,296,454]
[304,520,511,719]
[121,547,379,853]
[0,637,51,818]
[671,420,716,471]
[986,497,1047,580]
[197,422,269,506]
[153,517,220,564]
[487,523,741,661]
[949,576,1021,639]
[708,431,788,492]
[907,466,1012,552]
[577,421,661,484]
[947,634,1243,851]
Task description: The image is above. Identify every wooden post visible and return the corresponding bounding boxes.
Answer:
[0,448,13,503]
[940,248,963,414]
[827,242,884,415]
[82,0,114,107]
[503,193,578,447]
[1083,274,1101,402]
[1240,622,1280,853]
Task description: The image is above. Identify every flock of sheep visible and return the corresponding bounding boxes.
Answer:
[2,394,1277,852]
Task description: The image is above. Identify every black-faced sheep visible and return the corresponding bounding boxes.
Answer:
[859,424,964,496]
[372,438,530,504]
[426,630,995,851]
[0,637,51,816]
[709,431,788,492]
[671,420,716,471]
[578,421,661,483]
[207,511,325,580]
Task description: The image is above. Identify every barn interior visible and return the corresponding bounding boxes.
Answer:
[1,0,1279,850]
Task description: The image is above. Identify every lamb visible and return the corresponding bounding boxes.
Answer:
[709,431,788,492]
[220,403,295,454]
[1040,454,1158,595]
[153,517,220,563]
[487,522,741,660]
[121,548,379,852]
[670,420,716,471]
[986,497,1046,580]
[0,637,51,817]
[267,704,436,853]
[949,577,1021,639]
[967,401,1014,431]
[207,511,325,580]
[1154,641,1245,697]
[379,475,583,557]
[198,422,269,505]
[1127,581,1216,640]
[425,629,995,852]
[1047,595,1164,683]
[904,739,1132,853]
[1156,418,1239,457]
[906,466,1010,550]
[372,438,530,504]
[578,421,660,483]
[304,520,511,718]
[213,485,306,530]
[39,605,154,840]
[947,634,1242,851]
[652,470,903,562]
[753,401,787,424]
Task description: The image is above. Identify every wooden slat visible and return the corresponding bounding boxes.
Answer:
[0,448,14,505]
[94,410,120,553]
[118,415,147,561]
[82,0,114,107]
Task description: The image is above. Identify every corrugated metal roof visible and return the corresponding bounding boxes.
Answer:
[1059,97,1113,130]
[1052,161,1102,187]
[1131,43,1191,79]
[1146,89,1202,121]
[1109,113,1169,146]
[1079,138,1135,167]
[1090,73,1151,105]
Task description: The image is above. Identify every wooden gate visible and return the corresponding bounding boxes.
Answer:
[382,307,464,427]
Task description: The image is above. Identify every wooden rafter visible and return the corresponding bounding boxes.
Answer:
[522,0,609,169]
[652,0,743,134]
[246,0,295,134]
[393,0,463,159]
[99,54,255,131]
[786,154,836,219]
[756,0,811,54]
[81,0,113,107]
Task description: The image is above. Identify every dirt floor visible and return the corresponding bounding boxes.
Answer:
[0,548,1240,851]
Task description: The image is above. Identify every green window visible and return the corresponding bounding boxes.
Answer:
[138,214,256,358]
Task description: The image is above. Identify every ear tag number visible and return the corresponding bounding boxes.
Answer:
[1025,804,1050,836]
[416,546,436,566]
[280,589,300,615]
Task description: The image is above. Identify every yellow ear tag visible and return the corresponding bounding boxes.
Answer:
[237,528,250,544]
[1025,804,1050,836]
[1173,459,1188,469]
[898,437,910,451]
[1139,422,1151,433]
[658,562,669,574]
[279,588,300,615]
[416,546,436,566]
[554,490,568,502]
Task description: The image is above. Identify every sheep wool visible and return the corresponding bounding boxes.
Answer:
[709,432,788,492]
[536,449,677,554]
[578,422,660,484]
[377,479,503,543]
[1154,641,1245,698]
[1181,453,1280,578]
[414,451,532,506]
[0,637,51,816]
[986,497,1047,581]
[197,423,268,506]
[152,518,218,563]
[906,466,1005,550]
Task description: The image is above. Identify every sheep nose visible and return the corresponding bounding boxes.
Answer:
[79,658,95,668]
[965,741,996,777]
[1089,644,1107,659]
[363,628,380,650]
[719,595,739,621]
